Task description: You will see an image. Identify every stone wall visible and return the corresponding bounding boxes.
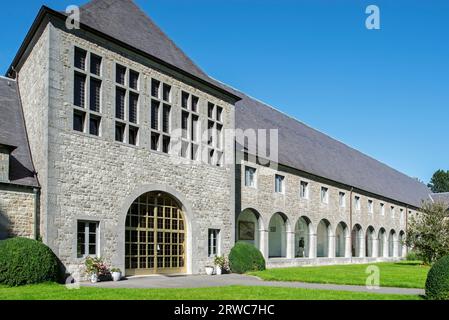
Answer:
[237,158,415,262]
[0,151,9,183]
[25,20,236,277]
[0,187,35,240]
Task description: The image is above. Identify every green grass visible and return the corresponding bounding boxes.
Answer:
[0,283,422,300]
[250,261,429,289]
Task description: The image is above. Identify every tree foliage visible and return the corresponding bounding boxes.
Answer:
[406,202,449,265]
[428,170,449,193]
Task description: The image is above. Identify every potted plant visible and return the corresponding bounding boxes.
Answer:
[205,266,215,276]
[111,268,122,282]
[214,256,227,275]
[85,256,110,283]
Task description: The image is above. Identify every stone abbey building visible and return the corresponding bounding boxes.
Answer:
[0,0,442,277]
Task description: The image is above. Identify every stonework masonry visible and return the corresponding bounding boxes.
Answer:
[0,186,36,240]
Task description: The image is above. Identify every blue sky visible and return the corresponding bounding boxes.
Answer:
[1,0,448,184]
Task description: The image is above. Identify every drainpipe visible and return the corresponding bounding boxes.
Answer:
[32,187,40,240]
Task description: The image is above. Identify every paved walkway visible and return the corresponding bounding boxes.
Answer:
[82,274,424,296]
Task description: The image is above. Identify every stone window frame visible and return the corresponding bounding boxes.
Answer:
[321,186,329,204]
[368,199,374,214]
[208,229,221,258]
[354,195,361,211]
[114,63,141,146]
[150,78,173,154]
[300,181,310,199]
[275,174,285,194]
[180,91,202,161]
[206,102,224,167]
[72,46,104,137]
[391,206,395,218]
[76,220,100,259]
[380,203,385,216]
[339,191,346,208]
[244,166,257,188]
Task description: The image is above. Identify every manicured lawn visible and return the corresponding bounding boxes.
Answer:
[0,283,422,300]
[250,261,429,289]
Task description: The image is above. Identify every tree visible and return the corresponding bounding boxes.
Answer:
[406,202,449,265]
[428,170,449,193]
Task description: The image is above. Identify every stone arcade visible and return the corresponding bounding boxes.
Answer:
[0,0,442,278]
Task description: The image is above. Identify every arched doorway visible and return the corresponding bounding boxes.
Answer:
[366,226,375,257]
[389,230,396,257]
[269,213,289,258]
[237,209,262,250]
[125,191,186,276]
[352,224,363,257]
[335,222,348,258]
[399,231,406,258]
[378,228,386,257]
[317,219,331,258]
[295,216,311,258]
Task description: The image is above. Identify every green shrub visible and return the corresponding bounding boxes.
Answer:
[406,251,420,261]
[229,242,265,274]
[0,238,61,287]
[425,255,449,300]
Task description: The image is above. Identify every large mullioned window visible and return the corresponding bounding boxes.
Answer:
[73,47,103,136]
[180,91,200,161]
[150,79,172,154]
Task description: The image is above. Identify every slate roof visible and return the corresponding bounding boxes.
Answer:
[0,77,38,187]
[431,193,449,206]
[233,91,431,208]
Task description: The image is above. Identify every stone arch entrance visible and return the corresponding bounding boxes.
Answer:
[352,224,363,257]
[317,219,331,258]
[295,216,312,258]
[388,229,397,257]
[366,226,375,257]
[237,208,264,251]
[378,228,387,257]
[124,191,188,276]
[399,230,406,258]
[268,212,290,258]
[335,222,349,258]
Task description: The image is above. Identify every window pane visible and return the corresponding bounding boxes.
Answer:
[151,79,160,98]
[191,115,199,142]
[181,112,189,139]
[163,84,171,102]
[151,132,160,151]
[90,54,102,76]
[73,110,85,132]
[115,88,126,120]
[162,136,170,154]
[162,104,171,133]
[116,65,126,85]
[129,93,139,124]
[181,91,189,109]
[89,78,101,112]
[217,106,223,122]
[216,124,223,149]
[151,100,159,130]
[129,70,139,90]
[208,103,214,118]
[89,116,100,136]
[129,126,138,146]
[191,95,199,113]
[74,73,86,108]
[115,122,125,142]
[208,121,214,146]
[74,48,87,70]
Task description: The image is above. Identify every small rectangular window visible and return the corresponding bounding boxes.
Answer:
[321,187,329,204]
[368,200,374,213]
[300,181,309,199]
[391,206,395,218]
[339,192,346,207]
[77,221,99,258]
[74,48,87,70]
[208,121,215,146]
[216,124,223,150]
[380,203,385,215]
[275,175,285,193]
[89,78,101,112]
[191,115,199,142]
[355,196,361,210]
[162,84,171,102]
[129,70,139,90]
[73,110,85,132]
[162,136,170,154]
[116,64,126,85]
[89,115,101,136]
[90,54,102,76]
[208,229,220,257]
[129,126,138,146]
[115,88,126,120]
[129,93,139,124]
[191,95,199,113]
[245,167,256,188]
[74,73,86,108]
[217,106,223,122]
[115,122,125,143]
[181,111,189,139]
